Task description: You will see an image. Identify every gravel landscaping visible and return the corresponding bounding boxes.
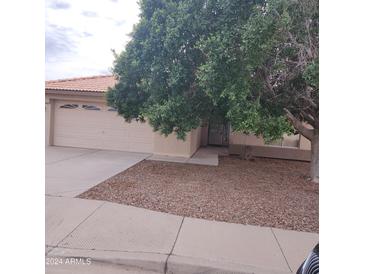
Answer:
[78,156,318,233]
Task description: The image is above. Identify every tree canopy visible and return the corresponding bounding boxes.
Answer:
[108,0,319,179]
[108,0,264,139]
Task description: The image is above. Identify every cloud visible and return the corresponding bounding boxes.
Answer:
[48,0,70,10]
[82,32,93,37]
[45,24,77,62]
[114,20,126,26]
[98,68,111,75]
[45,0,140,80]
[81,10,98,17]
[103,16,125,27]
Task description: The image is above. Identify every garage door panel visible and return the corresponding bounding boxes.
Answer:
[53,100,154,153]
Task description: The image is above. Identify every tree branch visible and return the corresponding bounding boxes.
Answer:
[305,19,313,59]
[284,108,314,141]
[299,111,316,127]
[258,68,275,94]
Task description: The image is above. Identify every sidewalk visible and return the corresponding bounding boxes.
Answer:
[46,196,318,274]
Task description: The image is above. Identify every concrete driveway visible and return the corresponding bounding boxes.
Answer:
[46,146,150,197]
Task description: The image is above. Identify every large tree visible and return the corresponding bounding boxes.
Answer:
[108,0,319,181]
[108,0,261,138]
[227,0,319,181]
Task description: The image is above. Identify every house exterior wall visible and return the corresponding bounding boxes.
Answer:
[190,127,202,156]
[45,98,55,146]
[230,132,265,146]
[153,132,192,157]
[200,125,209,147]
[229,130,311,150]
[46,90,310,160]
[229,129,311,161]
[45,99,49,143]
[153,126,202,158]
[299,134,311,150]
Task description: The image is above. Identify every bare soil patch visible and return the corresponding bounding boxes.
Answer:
[78,156,318,232]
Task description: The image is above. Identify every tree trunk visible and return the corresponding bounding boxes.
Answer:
[310,130,319,183]
[285,109,319,183]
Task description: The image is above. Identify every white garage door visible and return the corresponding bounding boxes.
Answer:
[53,100,154,153]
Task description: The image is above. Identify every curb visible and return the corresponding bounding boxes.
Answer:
[166,254,292,274]
[47,247,167,273]
[46,247,292,274]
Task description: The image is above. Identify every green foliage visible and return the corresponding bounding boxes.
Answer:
[225,0,319,138]
[145,96,201,140]
[228,100,294,142]
[109,0,318,140]
[303,59,319,89]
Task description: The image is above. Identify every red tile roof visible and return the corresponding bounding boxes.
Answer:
[45,75,117,93]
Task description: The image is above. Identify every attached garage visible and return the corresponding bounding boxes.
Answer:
[53,100,154,153]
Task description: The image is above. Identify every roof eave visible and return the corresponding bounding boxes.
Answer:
[45,89,106,97]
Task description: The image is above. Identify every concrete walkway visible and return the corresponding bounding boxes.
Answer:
[46,196,318,274]
[147,146,228,166]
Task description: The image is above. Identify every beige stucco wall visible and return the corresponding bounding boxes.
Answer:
[153,127,202,158]
[200,125,209,146]
[299,123,312,150]
[45,98,55,146]
[230,131,265,146]
[282,133,300,147]
[228,126,311,161]
[45,101,49,143]
[190,127,202,155]
[299,135,311,150]
[229,144,311,161]
[153,132,191,157]
[229,130,311,151]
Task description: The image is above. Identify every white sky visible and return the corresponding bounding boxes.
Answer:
[45,0,140,80]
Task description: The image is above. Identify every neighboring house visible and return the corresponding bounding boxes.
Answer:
[45,75,311,161]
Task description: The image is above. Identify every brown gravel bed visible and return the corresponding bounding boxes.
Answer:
[78,156,318,233]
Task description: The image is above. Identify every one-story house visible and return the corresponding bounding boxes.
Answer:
[45,75,311,161]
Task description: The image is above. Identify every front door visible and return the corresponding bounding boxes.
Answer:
[208,122,229,146]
